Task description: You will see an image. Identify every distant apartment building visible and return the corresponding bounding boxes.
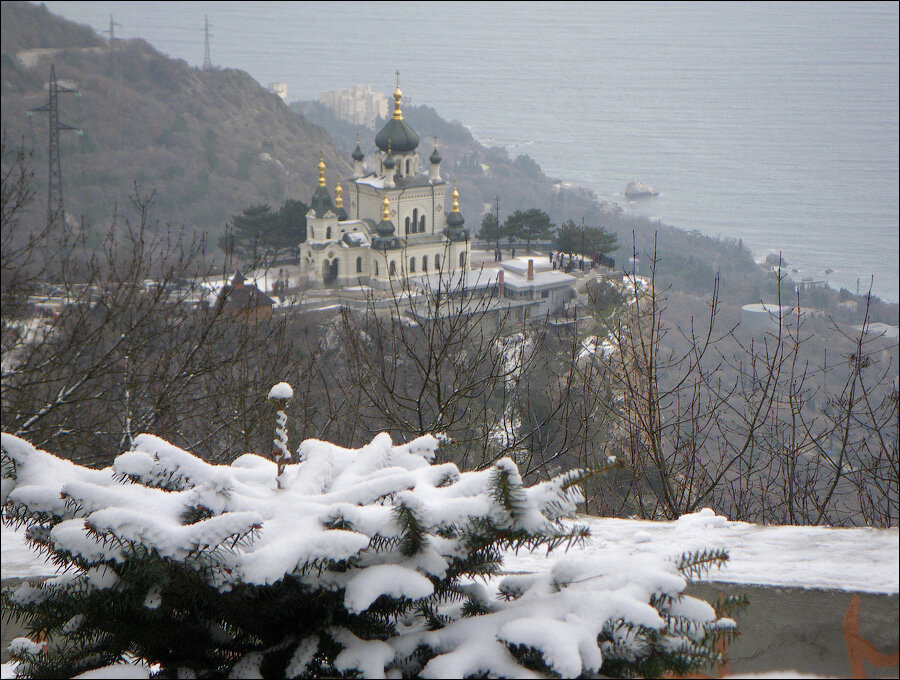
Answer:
[268,82,288,103]
[319,84,389,129]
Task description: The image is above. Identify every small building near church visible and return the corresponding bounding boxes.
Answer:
[498,257,575,316]
[300,78,470,291]
[217,271,275,321]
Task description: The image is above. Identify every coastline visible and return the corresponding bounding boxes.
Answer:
[472,132,898,306]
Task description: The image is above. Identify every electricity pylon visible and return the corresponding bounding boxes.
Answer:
[29,64,82,227]
[202,15,213,70]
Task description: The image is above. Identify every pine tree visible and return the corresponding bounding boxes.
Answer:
[276,199,309,250]
[504,209,554,252]
[221,200,308,263]
[230,203,276,260]
[478,212,503,250]
[2,384,740,679]
[554,220,619,257]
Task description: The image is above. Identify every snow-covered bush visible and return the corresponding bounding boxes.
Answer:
[2,425,739,678]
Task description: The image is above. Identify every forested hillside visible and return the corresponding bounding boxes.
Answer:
[0,1,348,239]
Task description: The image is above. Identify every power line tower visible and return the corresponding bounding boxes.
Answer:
[202,15,213,70]
[103,13,122,46]
[103,15,124,141]
[29,64,81,227]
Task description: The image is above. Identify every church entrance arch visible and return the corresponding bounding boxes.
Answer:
[322,258,338,286]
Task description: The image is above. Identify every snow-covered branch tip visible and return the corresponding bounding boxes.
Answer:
[268,381,293,488]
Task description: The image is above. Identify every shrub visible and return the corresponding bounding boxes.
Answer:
[2,397,738,678]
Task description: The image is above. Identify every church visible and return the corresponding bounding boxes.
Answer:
[300,78,470,289]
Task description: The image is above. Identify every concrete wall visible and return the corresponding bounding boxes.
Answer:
[4,578,897,676]
[686,582,899,679]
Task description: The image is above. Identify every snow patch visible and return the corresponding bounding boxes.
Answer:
[268,382,294,400]
[344,564,435,614]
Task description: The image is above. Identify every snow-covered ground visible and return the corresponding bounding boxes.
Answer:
[4,509,896,594]
[504,510,899,594]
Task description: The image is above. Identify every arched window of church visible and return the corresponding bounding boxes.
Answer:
[405,217,410,234]
[326,227,331,240]
[389,261,396,277]
[374,261,379,276]
[422,256,428,272]
[406,159,411,175]
[356,257,362,273]
[435,254,441,269]
[420,215,426,231]
[459,251,466,269]
[409,257,416,273]
[412,209,418,234]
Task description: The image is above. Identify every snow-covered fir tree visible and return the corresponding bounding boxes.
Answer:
[1,385,741,679]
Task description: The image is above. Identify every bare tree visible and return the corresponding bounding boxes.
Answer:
[2,137,300,465]
[583,235,898,526]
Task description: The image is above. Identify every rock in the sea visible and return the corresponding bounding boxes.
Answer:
[625,180,659,198]
[598,200,624,215]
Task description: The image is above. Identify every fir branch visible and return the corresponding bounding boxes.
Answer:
[674,548,730,580]
[394,501,428,557]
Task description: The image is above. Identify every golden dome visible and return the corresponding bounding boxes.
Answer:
[317,154,326,187]
[382,194,391,221]
[334,183,343,208]
[451,179,460,213]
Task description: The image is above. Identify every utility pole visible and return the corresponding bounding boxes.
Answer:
[581,216,585,257]
[202,15,213,70]
[29,64,81,227]
[495,194,501,251]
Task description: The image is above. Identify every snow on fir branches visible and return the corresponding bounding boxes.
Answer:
[1,389,740,679]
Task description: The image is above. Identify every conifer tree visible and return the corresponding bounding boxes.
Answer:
[2,384,740,679]
[478,212,503,251]
[554,220,619,257]
[224,200,308,262]
[504,209,554,252]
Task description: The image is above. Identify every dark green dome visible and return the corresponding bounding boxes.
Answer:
[352,143,364,162]
[429,147,442,164]
[383,155,396,169]
[310,185,334,218]
[376,217,395,238]
[372,218,402,250]
[336,206,348,221]
[443,213,467,241]
[446,210,464,228]
[375,118,419,153]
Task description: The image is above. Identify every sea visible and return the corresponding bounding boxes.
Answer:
[43,1,900,303]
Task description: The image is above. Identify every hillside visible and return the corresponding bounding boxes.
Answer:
[0,1,349,240]
[297,99,617,236]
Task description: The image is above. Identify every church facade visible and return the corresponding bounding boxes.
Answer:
[300,80,470,290]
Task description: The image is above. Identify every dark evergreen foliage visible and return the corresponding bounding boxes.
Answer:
[2,429,739,679]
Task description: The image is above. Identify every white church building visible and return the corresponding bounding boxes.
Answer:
[300,79,470,290]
